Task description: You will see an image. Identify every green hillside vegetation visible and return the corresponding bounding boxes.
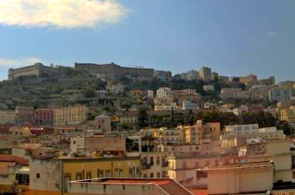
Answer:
[0,67,106,109]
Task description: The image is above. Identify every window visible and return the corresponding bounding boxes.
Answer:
[98,170,104,178]
[143,174,147,178]
[106,170,111,177]
[195,161,199,168]
[76,173,82,180]
[36,173,40,179]
[157,172,160,178]
[129,168,133,178]
[183,161,187,169]
[114,169,119,177]
[150,157,154,165]
[156,156,160,165]
[150,173,154,178]
[86,172,92,179]
[64,176,71,192]
[119,169,124,177]
[215,159,219,165]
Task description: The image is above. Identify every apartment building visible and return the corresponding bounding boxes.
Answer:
[268,87,293,102]
[167,153,230,188]
[185,121,221,144]
[15,106,34,124]
[53,105,87,126]
[34,108,54,126]
[141,152,169,179]
[207,161,274,194]
[156,87,173,99]
[199,67,212,82]
[0,110,15,124]
[280,106,295,123]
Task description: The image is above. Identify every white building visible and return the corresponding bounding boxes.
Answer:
[153,70,171,82]
[156,87,173,99]
[147,90,154,99]
[268,87,292,102]
[203,85,215,92]
[225,124,259,135]
[182,100,198,111]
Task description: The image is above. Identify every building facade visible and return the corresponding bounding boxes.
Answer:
[54,105,87,126]
[0,110,15,124]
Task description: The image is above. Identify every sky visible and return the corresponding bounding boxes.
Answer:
[0,0,294,82]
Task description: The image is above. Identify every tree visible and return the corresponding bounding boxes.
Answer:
[277,120,292,136]
[84,88,96,98]
[138,107,149,128]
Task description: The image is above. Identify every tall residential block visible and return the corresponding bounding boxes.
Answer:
[199,67,212,82]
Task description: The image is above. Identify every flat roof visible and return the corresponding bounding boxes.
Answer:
[70,178,173,186]
[205,161,274,171]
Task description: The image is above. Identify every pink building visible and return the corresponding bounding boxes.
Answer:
[34,109,54,126]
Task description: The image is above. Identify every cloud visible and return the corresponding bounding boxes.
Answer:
[0,57,46,68]
[0,0,128,29]
[268,31,277,37]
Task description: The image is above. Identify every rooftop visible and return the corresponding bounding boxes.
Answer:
[0,154,29,166]
[68,178,193,195]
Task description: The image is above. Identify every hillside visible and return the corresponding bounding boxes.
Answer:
[0,67,106,109]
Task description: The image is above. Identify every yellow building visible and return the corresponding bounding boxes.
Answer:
[184,121,221,145]
[26,156,141,195]
[141,152,169,179]
[280,106,295,123]
[54,105,87,126]
[60,156,141,193]
[0,110,15,124]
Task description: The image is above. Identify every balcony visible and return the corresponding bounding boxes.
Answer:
[142,163,151,170]
[162,161,169,167]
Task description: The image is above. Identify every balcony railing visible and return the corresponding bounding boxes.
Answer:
[162,161,169,167]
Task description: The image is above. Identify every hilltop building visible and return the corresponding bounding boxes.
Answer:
[199,67,212,82]
[8,63,59,80]
[153,70,172,81]
[75,62,154,81]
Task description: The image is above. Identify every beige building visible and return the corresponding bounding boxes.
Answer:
[0,110,15,124]
[280,106,295,123]
[67,178,193,195]
[15,106,34,124]
[235,139,292,183]
[207,161,274,194]
[185,121,221,144]
[199,67,212,82]
[239,74,258,85]
[70,135,126,155]
[266,140,293,182]
[29,158,61,195]
[141,127,183,146]
[54,105,87,126]
[8,126,32,137]
[8,63,59,80]
[167,154,230,188]
[220,126,286,148]
[141,152,169,179]
[156,87,173,99]
[95,114,111,132]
